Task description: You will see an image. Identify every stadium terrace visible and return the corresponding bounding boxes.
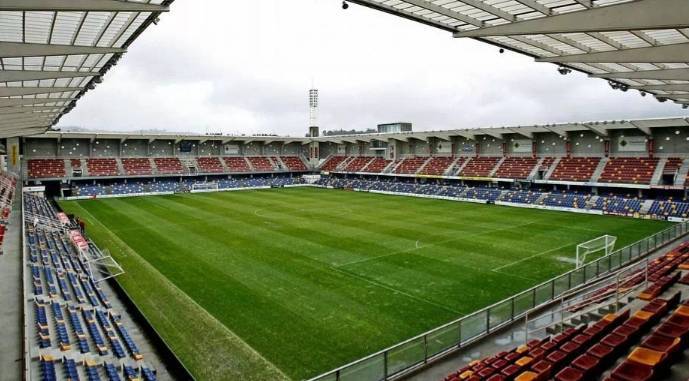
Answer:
[3,1,689,381]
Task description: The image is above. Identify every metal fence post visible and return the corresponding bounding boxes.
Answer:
[384,351,389,380]
[423,335,428,364]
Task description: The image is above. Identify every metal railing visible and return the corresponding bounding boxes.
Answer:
[308,221,689,381]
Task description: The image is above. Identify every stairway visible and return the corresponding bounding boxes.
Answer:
[639,199,655,215]
[64,159,73,177]
[244,157,254,171]
[534,192,549,205]
[382,160,397,174]
[589,157,609,183]
[452,157,471,176]
[489,157,507,177]
[674,158,689,186]
[218,157,230,173]
[115,158,125,176]
[180,157,197,174]
[336,156,355,171]
[527,157,546,180]
[585,195,600,209]
[650,157,668,186]
[543,157,561,181]
[415,157,433,175]
[271,156,286,171]
[387,159,405,174]
[444,157,463,176]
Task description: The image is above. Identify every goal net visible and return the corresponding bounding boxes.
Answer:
[576,235,617,268]
[191,182,220,192]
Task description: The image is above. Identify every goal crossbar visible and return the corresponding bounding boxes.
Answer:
[576,235,617,268]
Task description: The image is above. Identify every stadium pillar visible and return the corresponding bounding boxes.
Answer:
[308,141,319,167]
[566,141,572,157]
[604,140,610,157]
[647,138,654,158]
[6,137,20,176]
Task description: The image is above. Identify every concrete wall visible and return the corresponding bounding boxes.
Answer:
[478,136,503,156]
[653,127,689,156]
[121,140,148,157]
[149,140,175,157]
[570,131,604,156]
[91,139,120,158]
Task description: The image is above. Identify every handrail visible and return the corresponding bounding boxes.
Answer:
[307,221,689,381]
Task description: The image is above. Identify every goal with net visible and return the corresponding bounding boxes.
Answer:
[576,235,617,268]
[191,182,220,192]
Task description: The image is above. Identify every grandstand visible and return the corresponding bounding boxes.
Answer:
[2,1,689,381]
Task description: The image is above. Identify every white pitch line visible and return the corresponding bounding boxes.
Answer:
[492,242,573,272]
[336,219,542,268]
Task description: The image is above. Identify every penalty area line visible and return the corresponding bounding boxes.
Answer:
[491,242,573,272]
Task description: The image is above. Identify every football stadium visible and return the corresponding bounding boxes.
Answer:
[2,1,689,381]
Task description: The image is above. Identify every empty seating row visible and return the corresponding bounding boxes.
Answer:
[247,156,275,172]
[279,156,308,171]
[28,159,66,178]
[395,157,428,174]
[599,157,659,185]
[420,157,458,176]
[495,157,539,179]
[444,268,687,381]
[460,157,501,177]
[317,177,686,219]
[121,158,153,176]
[197,157,225,173]
[40,355,158,381]
[320,155,347,171]
[153,157,184,174]
[550,157,601,182]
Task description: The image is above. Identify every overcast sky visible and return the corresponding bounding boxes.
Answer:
[60,0,687,137]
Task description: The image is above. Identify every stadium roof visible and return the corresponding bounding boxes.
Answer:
[0,0,172,139]
[345,0,689,108]
[30,116,689,143]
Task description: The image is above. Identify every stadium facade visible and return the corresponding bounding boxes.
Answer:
[4,1,689,381]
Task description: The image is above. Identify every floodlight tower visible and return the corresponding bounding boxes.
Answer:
[309,88,319,137]
[308,88,320,166]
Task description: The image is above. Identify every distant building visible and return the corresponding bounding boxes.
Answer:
[377,122,412,134]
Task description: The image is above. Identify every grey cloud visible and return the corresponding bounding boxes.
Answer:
[60,0,687,136]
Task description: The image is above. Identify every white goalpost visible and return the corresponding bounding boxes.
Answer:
[191,182,220,192]
[576,235,617,268]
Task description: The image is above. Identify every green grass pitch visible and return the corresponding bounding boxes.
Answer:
[59,187,671,380]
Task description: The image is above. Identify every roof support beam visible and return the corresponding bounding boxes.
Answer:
[628,121,652,136]
[0,113,56,123]
[0,98,75,107]
[457,0,515,22]
[631,84,689,92]
[512,0,551,15]
[590,68,689,80]
[0,106,62,115]
[0,120,53,129]
[0,126,50,138]
[508,128,533,139]
[403,0,482,27]
[0,0,169,12]
[0,70,100,82]
[537,43,689,63]
[455,0,689,37]
[0,87,81,97]
[0,42,125,58]
[583,123,608,137]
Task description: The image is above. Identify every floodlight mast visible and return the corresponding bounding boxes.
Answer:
[309,88,319,129]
